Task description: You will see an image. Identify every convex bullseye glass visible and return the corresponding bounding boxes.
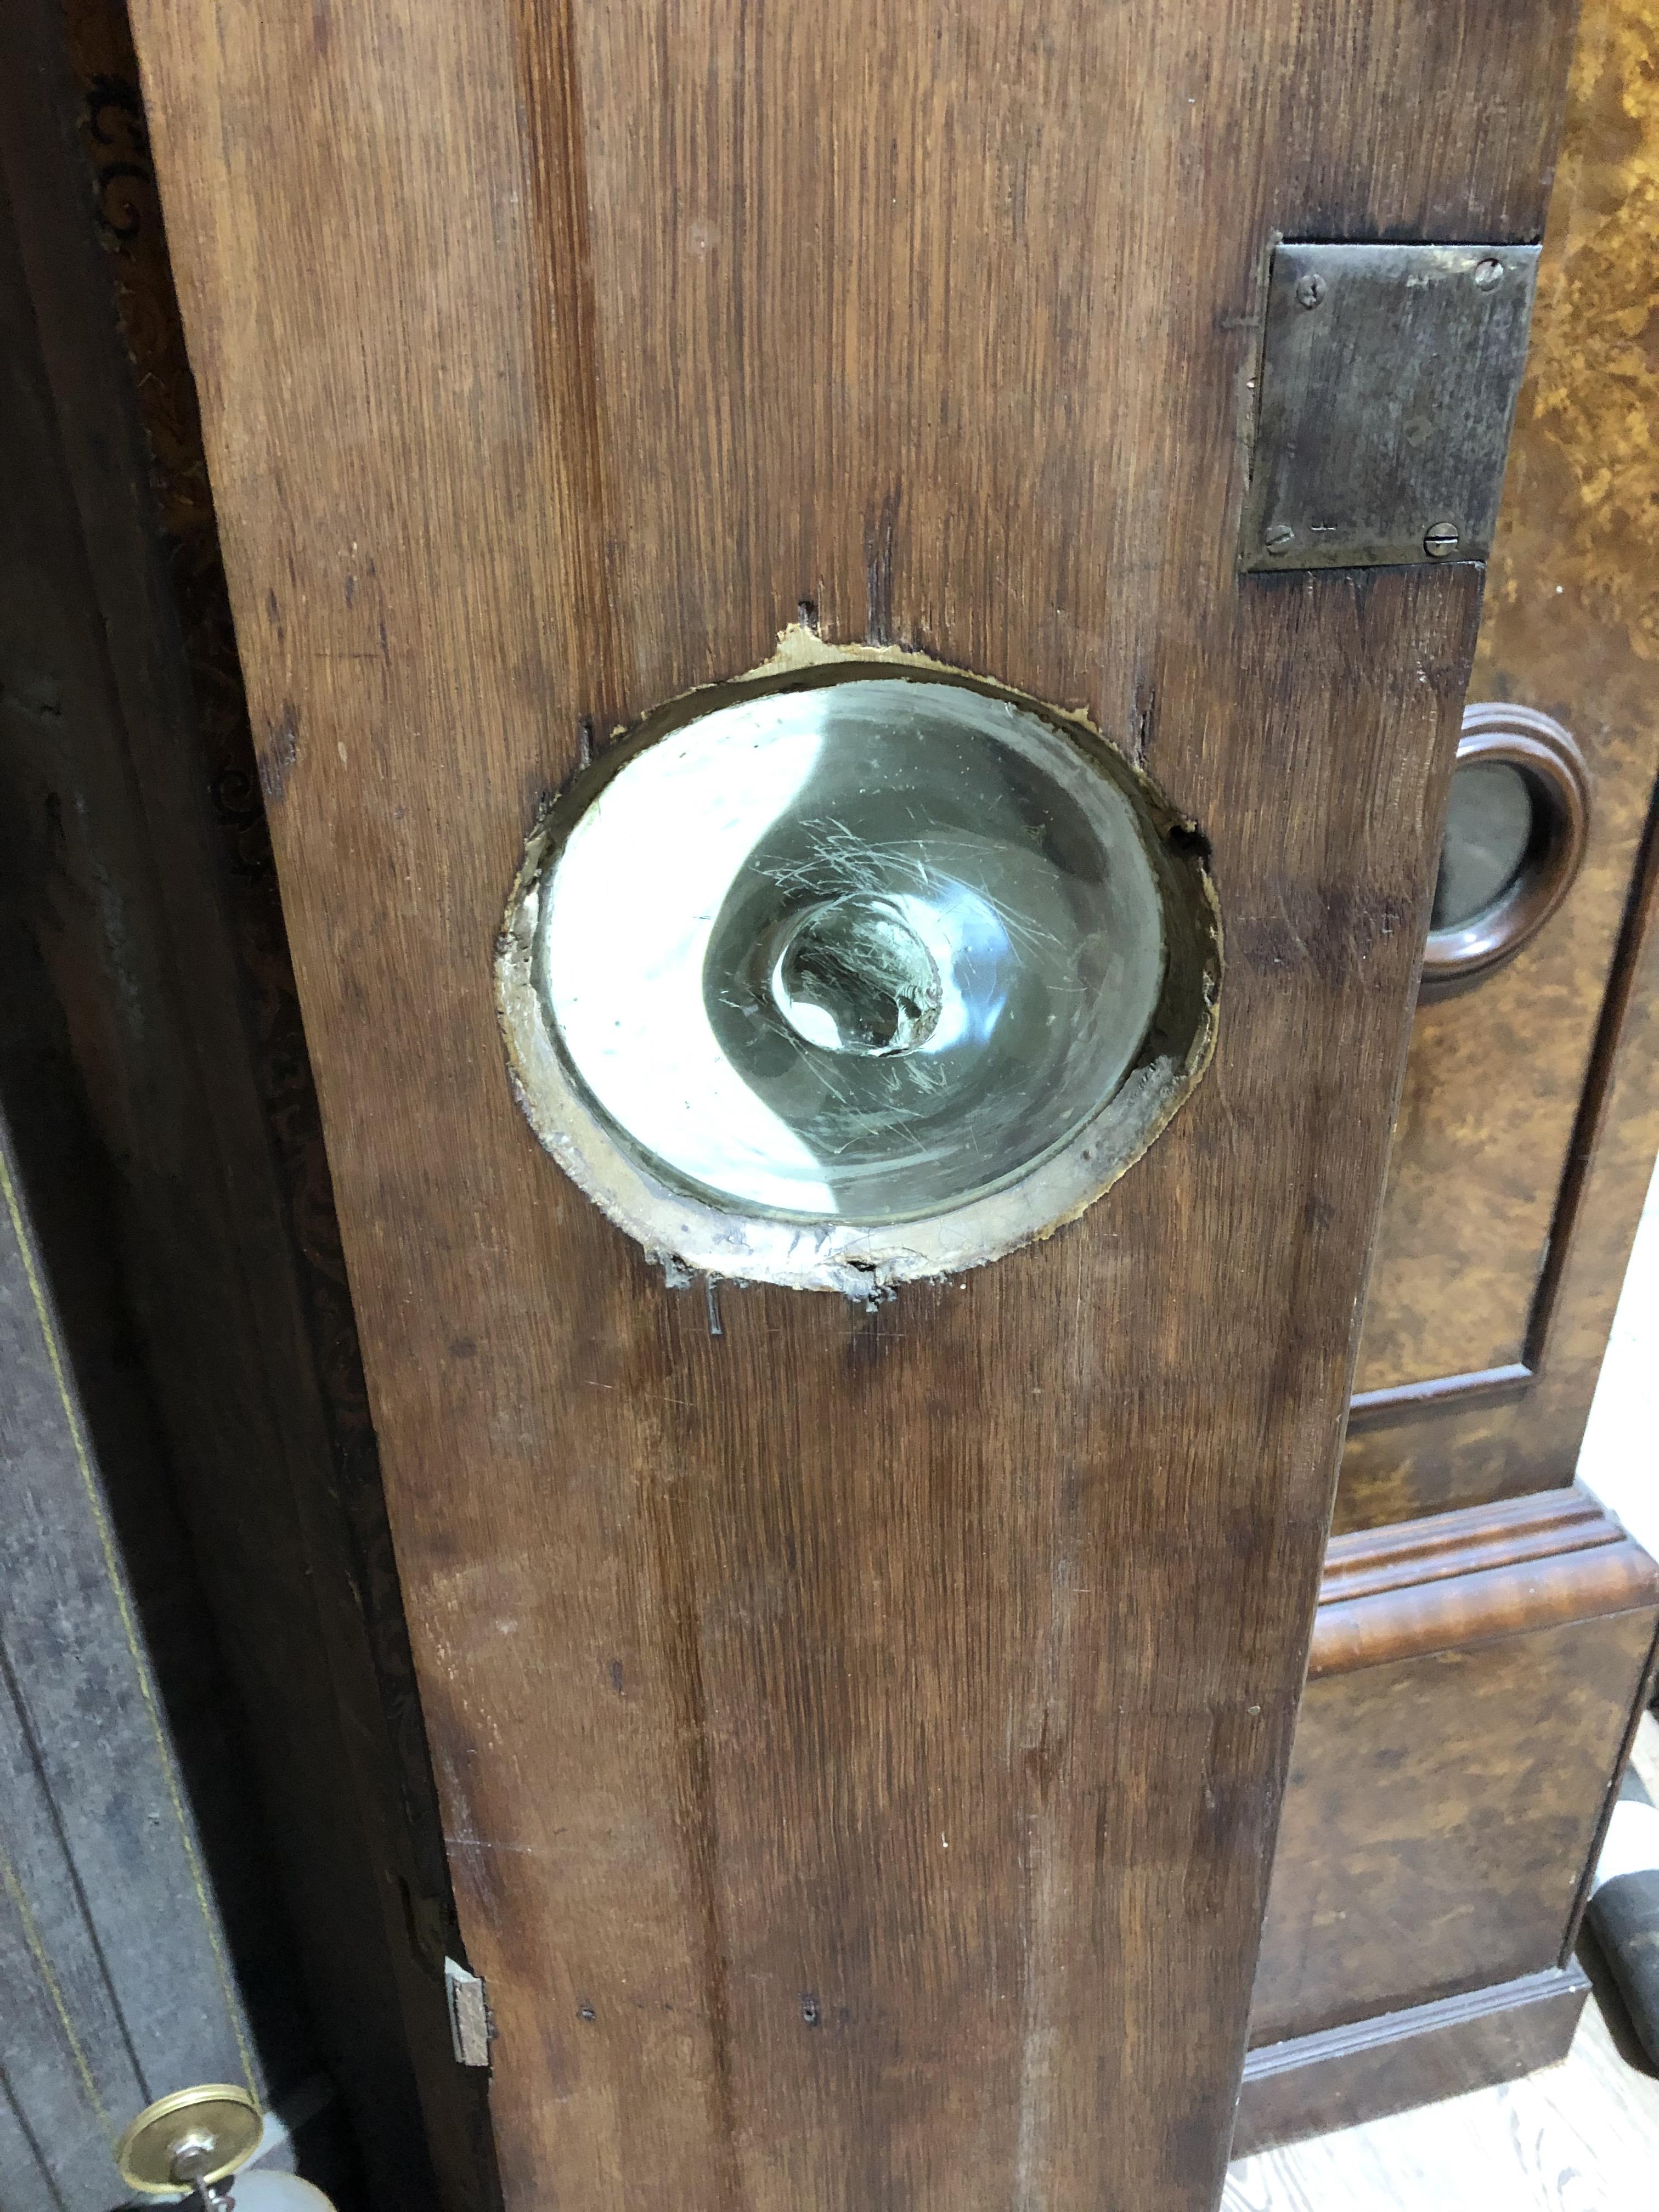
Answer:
[1431,760,1536,934]
[498,646,1220,1291]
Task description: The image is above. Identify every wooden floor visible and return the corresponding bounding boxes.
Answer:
[1224,1716,1659,2210]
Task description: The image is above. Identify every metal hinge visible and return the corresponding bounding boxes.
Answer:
[444,1956,494,2067]
[1240,240,1541,572]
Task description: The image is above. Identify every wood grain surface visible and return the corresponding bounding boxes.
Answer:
[1229,1709,1659,2212]
[0,3,496,2201]
[0,1108,261,2209]
[1250,1601,1657,2050]
[1337,751,1659,1527]
[1252,1484,1659,2073]
[1314,1486,1621,1607]
[1234,1966,1590,2159]
[123,3,1573,2205]
[1310,1485,1659,1675]
[1339,0,1659,1520]
[1228,1979,1659,2212]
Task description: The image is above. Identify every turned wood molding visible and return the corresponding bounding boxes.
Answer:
[1310,1485,1659,1678]
[1347,1360,1532,1430]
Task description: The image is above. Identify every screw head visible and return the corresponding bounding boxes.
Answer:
[1294,273,1327,309]
[1424,521,1461,559]
[1263,522,1295,554]
[170,2143,217,2188]
[1473,257,1504,290]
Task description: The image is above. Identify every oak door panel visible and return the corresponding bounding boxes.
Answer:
[127,2,1572,2205]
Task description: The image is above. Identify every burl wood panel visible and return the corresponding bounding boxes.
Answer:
[1338,744,1659,1527]
[1250,1491,1659,2047]
[1344,0,1659,1442]
[126,4,1571,2208]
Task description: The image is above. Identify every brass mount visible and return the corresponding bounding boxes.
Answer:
[115,2084,263,2200]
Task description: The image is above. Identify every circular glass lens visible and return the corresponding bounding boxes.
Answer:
[1431,760,1535,933]
[533,673,1169,1224]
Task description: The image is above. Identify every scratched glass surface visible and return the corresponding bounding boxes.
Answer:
[537,676,1167,1223]
[1430,759,1535,934]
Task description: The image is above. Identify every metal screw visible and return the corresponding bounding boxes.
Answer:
[1263,523,1295,555]
[1424,521,1461,559]
[1473,257,1504,290]
[1294,273,1327,309]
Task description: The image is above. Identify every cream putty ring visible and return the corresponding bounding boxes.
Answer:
[496,630,1220,1294]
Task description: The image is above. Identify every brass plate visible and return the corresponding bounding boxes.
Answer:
[115,2085,263,2194]
[1240,241,1541,571]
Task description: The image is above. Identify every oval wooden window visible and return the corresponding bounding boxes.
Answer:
[1420,703,1588,995]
